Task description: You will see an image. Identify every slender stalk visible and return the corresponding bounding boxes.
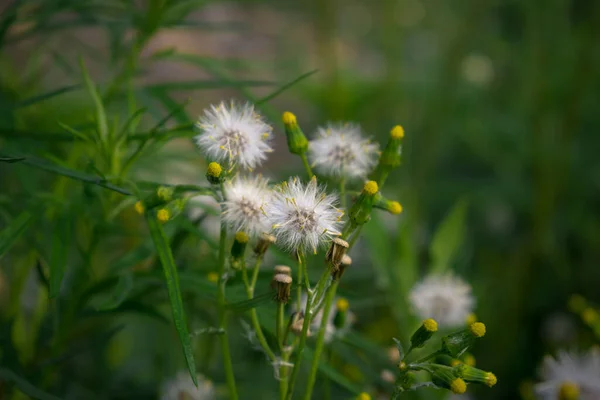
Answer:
[276,302,285,351]
[241,260,276,361]
[300,153,314,178]
[285,254,312,400]
[302,281,338,400]
[250,256,263,292]
[217,185,238,400]
[296,253,304,310]
[339,177,346,209]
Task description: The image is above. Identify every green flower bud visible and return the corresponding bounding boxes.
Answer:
[441,322,486,357]
[143,186,175,209]
[156,198,187,223]
[333,297,349,329]
[374,194,403,215]
[429,365,467,394]
[230,231,248,268]
[282,112,308,155]
[349,181,379,225]
[410,318,438,349]
[454,364,497,387]
[370,125,404,186]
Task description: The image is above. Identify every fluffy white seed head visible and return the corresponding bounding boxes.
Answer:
[194,100,273,170]
[160,371,215,400]
[223,175,271,237]
[308,122,379,179]
[266,177,342,253]
[534,349,600,400]
[409,273,475,328]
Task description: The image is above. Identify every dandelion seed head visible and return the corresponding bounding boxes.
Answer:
[308,123,379,179]
[223,176,271,237]
[409,273,475,328]
[195,100,273,170]
[266,177,342,252]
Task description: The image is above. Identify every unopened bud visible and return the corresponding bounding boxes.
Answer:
[558,382,580,400]
[454,364,497,387]
[282,111,308,155]
[206,161,223,184]
[143,186,175,209]
[230,231,248,268]
[157,208,170,223]
[134,201,145,214]
[349,181,379,225]
[333,297,349,329]
[430,365,467,394]
[326,237,349,271]
[410,318,438,349]
[356,392,371,400]
[271,273,293,303]
[274,265,292,276]
[374,195,403,215]
[254,233,276,256]
[441,322,487,357]
[370,125,405,186]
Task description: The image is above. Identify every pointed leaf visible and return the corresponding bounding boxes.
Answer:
[225,291,273,312]
[0,211,33,259]
[49,212,71,298]
[430,199,469,273]
[256,70,318,105]
[95,272,134,310]
[145,213,198,386]
[79,58,108,142]
[0,368,61,400]
[15,85,80,108]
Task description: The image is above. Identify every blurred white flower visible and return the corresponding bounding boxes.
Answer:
[223,175,271,237]
[266,177,342,253]
[194,100,273,170]
[460,53,494,86]
[409,273,475,328]
[308,122,379,180]
[535,349,600,400]
[160,371,215,400]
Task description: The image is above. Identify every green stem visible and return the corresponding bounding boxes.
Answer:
[339,177,346,209]
[302,281,338,400]
[277,302,285,351]
[217,185,238,400]
[300,153,314,178]
[242,259,276,361]
[285,255,312,400]
[250,256,263,292]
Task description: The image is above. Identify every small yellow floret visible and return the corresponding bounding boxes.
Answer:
[336,297,349,312]
[235,231,249,244]
[356,392,371,400]
[389,201,403,215]
[558,381,580,400]
[207,272,219,283]
[134,201,145,214]
[207,162,222,178]
[423,318,438,332]
[469,322,486,338]
[450,359,461,367]
[363,180,379,195]
[450,378,467,394]
[390,125,405,139]
[485,372,497,387]
[282,111,297,125]
[466,313,477,325]
[463,354,476,367]
[398,361,407,371]
[157,209,170,223]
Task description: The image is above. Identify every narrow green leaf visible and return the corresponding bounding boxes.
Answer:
[145,213,198,386]
[49,213,71,298]
[0,368,62,400]
[429,199,469,273]
[256,70,318,105]
[0,156,25,162]
[303,348,362,395]
[15,85,80,108]
[79,58,109,142]
[95,272,134,310]
[0,212,33,259]
[0,153,132,195]
[144,79,275,91]
[225,291,273,312]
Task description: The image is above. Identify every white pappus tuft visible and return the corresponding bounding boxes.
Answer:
[194,100,273,170]
[222,175,271,237]
[408,273,475,328]
[160,371,215,400]
[266,177,342,253]
[308,122,379,179]
[534,349,600,400]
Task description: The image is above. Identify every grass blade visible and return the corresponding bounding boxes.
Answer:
[430,199,468,273]
[225,291,273,312]
[0,368,62,400]
[255,70,318,105]
[145,212,198,386]
[49,213,71,298]
[0,212,33,259]
[15,85,80,109]
[95,272,134,310]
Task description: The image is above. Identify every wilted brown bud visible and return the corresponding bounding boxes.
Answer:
[254,233,276,256]
[326,237,349,271]
[271,273,293,303]
[333,254,352,280]
[274,265,292,277]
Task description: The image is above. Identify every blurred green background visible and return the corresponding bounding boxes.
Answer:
[1,0,600,399]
